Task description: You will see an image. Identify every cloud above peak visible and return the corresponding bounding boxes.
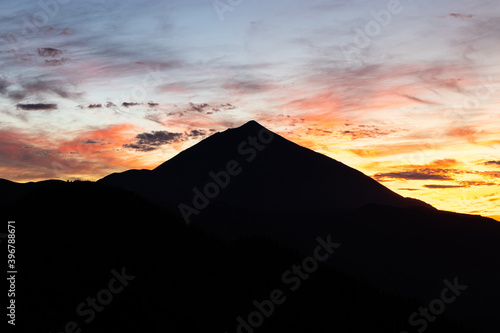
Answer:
[123,128,216,152]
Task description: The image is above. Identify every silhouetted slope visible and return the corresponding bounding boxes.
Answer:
[3,181,476,332]
[0,178,63,209]
[329,205,500,331]
[193,198,500,332]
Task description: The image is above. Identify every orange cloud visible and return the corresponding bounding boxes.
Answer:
[403,159,460,169]
[283,92,343,115]
[335,124,398,140]
[56,124,136,155]
[429,158,458,167]
[0,124,150,182]
[424,184,463,189]
[349,142,434,158]
[447,127,480,143]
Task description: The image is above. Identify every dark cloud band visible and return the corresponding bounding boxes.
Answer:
[123,129,216,152]
[16,103,57,111]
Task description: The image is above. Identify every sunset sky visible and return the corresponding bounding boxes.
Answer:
[0,0,499,220]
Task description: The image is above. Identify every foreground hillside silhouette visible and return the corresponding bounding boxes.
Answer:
[1,121,499,332]
[4,181,478,332]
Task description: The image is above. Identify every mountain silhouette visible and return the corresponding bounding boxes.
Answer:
[2,120,499,332]
[96,120,500,332]
[99,120,433,219]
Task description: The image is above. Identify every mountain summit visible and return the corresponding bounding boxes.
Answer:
[99,120,432,219]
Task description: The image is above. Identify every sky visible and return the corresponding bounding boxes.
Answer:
[0,0,499,221]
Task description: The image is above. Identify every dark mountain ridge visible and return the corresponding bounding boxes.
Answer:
[99,120,434,216]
